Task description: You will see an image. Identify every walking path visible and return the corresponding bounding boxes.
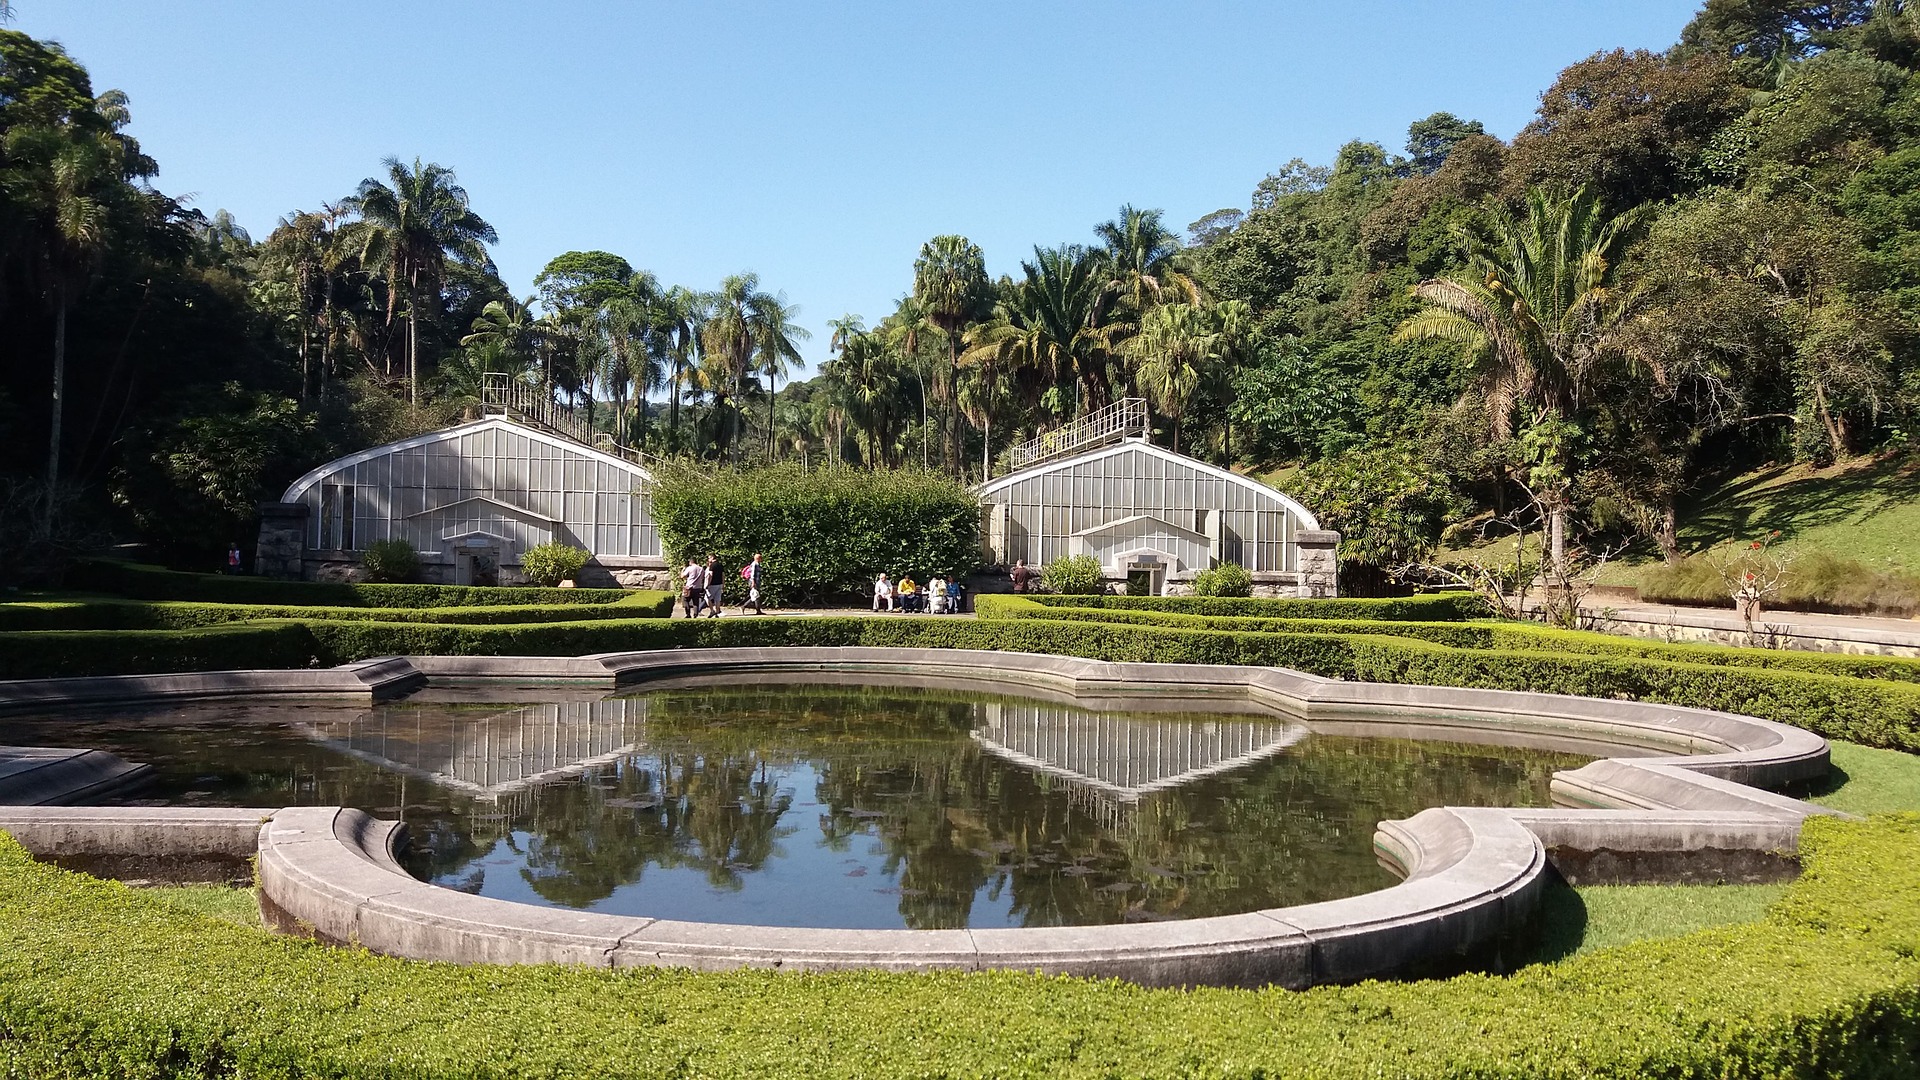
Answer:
[1564,599,1920,657]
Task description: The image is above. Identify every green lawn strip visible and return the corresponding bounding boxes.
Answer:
[141,884,261,927]
[1811,741,1920,816]
[0,816,1912,1078]
[1525,882,1792,965]
[979,596,1920,684]
[0,591,674,632]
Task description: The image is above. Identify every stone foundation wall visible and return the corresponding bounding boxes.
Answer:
[254,503,309,580]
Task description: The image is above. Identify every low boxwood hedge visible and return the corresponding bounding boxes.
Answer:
[0,592,675,632]
[978,597,1920,685]
[65,559,633,608]
[0,816,1913,1078]
[6,613,1919,750]
[1018,591,1494,621]
[0,622,318,679]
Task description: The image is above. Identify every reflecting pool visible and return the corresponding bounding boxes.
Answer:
[0,685,1592,929]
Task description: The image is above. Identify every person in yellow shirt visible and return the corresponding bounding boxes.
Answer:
[897,576,919,613]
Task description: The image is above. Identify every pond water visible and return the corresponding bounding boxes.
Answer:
[0,685,1593,929]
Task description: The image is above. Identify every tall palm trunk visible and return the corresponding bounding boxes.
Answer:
[767,369,777,465]
[44,288,67,531]
[669,356,682,453]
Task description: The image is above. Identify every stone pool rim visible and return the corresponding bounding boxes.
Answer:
[0,647,1836,988]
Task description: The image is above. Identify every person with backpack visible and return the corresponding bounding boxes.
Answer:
[741,554,765,615]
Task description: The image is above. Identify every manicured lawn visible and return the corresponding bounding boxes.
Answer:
[146,883,261,927]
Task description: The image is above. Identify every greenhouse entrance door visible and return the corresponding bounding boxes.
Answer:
[1125,558,1166,597]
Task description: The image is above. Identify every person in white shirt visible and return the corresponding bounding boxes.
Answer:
[873,573,895,612]
[682,558,707,618]
[928,574,948,614]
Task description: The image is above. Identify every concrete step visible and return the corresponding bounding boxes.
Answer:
[0,746,154,805]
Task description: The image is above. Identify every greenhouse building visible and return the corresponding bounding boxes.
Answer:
[256,413,667,587]
[977,403,1338,597]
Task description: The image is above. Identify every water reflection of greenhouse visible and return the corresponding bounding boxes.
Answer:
[970,701,1309,822]
[297,698,652,801]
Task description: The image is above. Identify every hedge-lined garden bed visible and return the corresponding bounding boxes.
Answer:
[0,592,676,632]
[0,815,1913,1078]
[63,560,635,608]
[6,613,1918,751]
[978,596,1920,685]
[1016,591,1494,621]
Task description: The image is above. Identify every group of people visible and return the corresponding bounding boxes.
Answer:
[872,572,965,614]
[681,553,765,618]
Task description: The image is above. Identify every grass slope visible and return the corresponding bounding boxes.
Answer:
[1680,455,1920,572]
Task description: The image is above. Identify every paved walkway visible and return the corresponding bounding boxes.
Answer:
[668,606,975,620]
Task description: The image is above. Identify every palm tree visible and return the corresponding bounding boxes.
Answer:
[699,274,759,461]
[751,291,809,464]
[1015,245,1114,414]
[882,297,938,467]
[652,285,703,454]
[1094,204,1200,318]
[261,210,331,400]
[462,295,538,364]
[1126,303,1221,454]
[345,157,498,403]
[912,235,989,475]
[1393,182,1646,577]
[5,108,135,525]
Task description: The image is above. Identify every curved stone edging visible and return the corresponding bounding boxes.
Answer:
[235,648,1833,988]
[0,658,421,715]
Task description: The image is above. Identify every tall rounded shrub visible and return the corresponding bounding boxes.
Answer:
[1191,562,1253,597]
[360,539,419,583]
[651,465,980,607]
[520,543,590,587]
[1042,554,1107,595]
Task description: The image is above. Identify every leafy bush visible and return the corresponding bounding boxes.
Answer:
[651,465,980,606]
[1041,554,1107,595]
[0,816,1914,1078]
[1190,562,1254,597]
[519,543,591,588]
[358,539,420,584]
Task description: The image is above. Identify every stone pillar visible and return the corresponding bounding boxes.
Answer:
[255,502,310,580]
[1295,529,1341,599]
[983,502,1009,566]
[1202,509,1223,568]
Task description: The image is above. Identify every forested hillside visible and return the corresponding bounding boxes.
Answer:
[1,1,1915,594]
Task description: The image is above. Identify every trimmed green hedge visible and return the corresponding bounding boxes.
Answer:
[6,613,1919,750]
[0,816,1914,1077]
[65,560,632,607]
[651,465,981,607]
[0,622,318,679]
[0,592,676,632]
[1018,591,1494,621]
[978,597,1920,685]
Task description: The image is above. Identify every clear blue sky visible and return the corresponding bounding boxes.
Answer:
[22,1,1699,372]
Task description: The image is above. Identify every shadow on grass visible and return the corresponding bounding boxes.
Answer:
[1509,877,1589,967]
[1792,761,1851,803]
[1681,457,1920,551]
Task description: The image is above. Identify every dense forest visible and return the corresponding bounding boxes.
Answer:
[2,1,1916,587]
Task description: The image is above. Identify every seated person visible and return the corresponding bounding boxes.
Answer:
[898,576,918,613]
[928,575,948,614]
[873,573,894,612]
[946,577,964,613]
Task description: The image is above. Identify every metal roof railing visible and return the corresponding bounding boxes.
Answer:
[481,373,595,446]
[1008,397,1148,471]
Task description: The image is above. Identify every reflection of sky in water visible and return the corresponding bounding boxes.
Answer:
[0,687,1592,930]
